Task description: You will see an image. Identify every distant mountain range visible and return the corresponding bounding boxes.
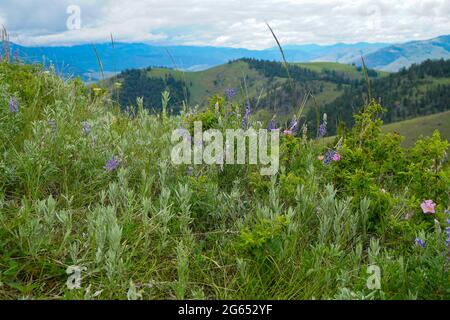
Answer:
[360,35,450,72]
[4,34,450,80]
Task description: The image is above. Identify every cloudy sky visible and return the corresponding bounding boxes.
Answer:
[1,0,449,48]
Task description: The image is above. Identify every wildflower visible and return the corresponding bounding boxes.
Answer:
[82,121,91,135]
[317,155,324,161]
[415,238,426,248]
[48,119,57,131]
[245,101,251,116]
[445,209,450,215]
[289,118,299,134]
[104,156,120,172]
[283,129,293,136]
[445,227,450,246]
[225,88,236,101]
[332,153,341,162]
[187,166,193,176]
[405,212,413,220]
[324,149,340,165]
[420,200,436,214]
[318,123,327,138]
[447,219,450,225]
[324,150,336,165]
[242,102,251,129]
[268,117,277,131]
[318,114,327,138]
[8,97,19,113]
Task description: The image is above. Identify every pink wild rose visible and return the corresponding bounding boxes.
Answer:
[332,153,341,162]
[421,200,436,214]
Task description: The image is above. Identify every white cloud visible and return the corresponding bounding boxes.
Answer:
[1,0,449,48]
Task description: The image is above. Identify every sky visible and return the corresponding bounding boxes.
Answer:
[1,0,449,49]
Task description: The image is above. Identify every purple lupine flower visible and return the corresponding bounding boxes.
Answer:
[318,123,327,138]
[324,149,336,165]
[242,115,248,129]
[289,118,299,135]
[415,238,426,248]
[225,88,236,101]
[82,121,91,135]
[268,117,277,131]
[445,226,450,246]
[8,97,19,113]
[242,102,251,129]
[104,156,120,172]
[47,119,58,132]
[187,166,193,176]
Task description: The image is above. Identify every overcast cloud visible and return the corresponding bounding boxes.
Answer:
[1,0,449,48]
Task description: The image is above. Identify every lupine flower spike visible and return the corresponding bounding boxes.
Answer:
[8,97,19,113]
[242,102,251,129]
[104,156,121,172]
[268,117,277,131]
[48,120,57,132]
[415,238,426,248]
[82,121,91,135]
[225,88,236,101]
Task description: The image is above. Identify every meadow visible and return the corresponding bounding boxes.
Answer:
[0,60,449,300]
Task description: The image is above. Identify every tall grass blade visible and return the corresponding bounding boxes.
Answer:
[92,44,104,81]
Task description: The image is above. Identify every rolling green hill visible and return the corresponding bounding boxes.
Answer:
[108,58,450,138]
[317,59,450,135]
[382,110,450,146]
[325,110,450,147]
[108,59,378,117]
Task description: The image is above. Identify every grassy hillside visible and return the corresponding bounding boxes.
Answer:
[382,110,450,146]
[108,58,450,142]
[146,60,267,105]
[317,59,450,135]
[109,59,378,119]
[324,110,450,147]
[296,61,389,79]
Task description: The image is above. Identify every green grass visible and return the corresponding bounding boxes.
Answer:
[382,110,450,147]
